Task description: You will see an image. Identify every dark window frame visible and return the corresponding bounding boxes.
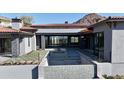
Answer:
[70,36,79,44]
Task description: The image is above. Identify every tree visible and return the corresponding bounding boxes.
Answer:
[20,16,33,26]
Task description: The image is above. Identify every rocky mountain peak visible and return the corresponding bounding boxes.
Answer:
[73,13,106,26]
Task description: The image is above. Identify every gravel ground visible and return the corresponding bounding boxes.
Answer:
[0,56,10,63]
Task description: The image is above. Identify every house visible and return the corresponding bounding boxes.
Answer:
[1,14,124,77]
[31,23,88,49]
[0,18,37,57]
[1,15,124,64]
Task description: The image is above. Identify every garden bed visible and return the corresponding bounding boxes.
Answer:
[0,50,48,65]
[103,74,124,79]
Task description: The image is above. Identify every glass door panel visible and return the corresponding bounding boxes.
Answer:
[49,36,68,47]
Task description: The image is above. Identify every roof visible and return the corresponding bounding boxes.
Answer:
[108,16,124,20]
[31,24,87,29]
[80,28,93,34]
[89,16,124,28]
[0,27,33,35]
[0,27,18,33]
[20,26,37,32]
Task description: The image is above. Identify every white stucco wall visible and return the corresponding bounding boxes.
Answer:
[24,37,32,53]
[111,22,124,63]
[31,34,36,50]
[19,37,25,55]
[0,22,11,27]
[0,65,38,79]
[19,36,35,55]
[12,22,23,30]
[94,22,112,61]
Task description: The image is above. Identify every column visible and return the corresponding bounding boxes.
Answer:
[31,34,36,50]
[11,34,20,57]
[41,35,45,50]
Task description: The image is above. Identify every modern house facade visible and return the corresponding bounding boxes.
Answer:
[0,16,124,64]
[31,24,87,49]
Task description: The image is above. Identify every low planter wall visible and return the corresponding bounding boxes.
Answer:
[111,64,124,75]
[92,61,112,78]
[0,65,38,79]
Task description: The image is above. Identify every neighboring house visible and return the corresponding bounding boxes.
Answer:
[0,18,37,57]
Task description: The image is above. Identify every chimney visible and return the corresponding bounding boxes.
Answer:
[65,21,68,24]
[12,18,23,30]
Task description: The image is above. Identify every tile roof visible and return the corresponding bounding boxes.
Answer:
[80,28,92,33]
[0,27,18,33]
[0,27,33,35]
[88,16,124,28]
[31,24,87,28]
[20,26,37,32]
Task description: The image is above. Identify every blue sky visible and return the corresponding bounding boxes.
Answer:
[0,13,124,24]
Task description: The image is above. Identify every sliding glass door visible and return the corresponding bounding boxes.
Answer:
[48,36,68,47]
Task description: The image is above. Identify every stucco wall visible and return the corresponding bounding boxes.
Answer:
[19,36,35,55]
[24,37,32,53]
[111,22,124,63]
[39,65,95,79]
[111,64,124,75]
[31,34,36,50]
[92,61,112,78]
[11,34,20,57]
[19,37,25,55]
[12,22,23,30]
[111,30,124,63]
[94,23,112,61]
[0,22,11,27]
[0,65,38,79]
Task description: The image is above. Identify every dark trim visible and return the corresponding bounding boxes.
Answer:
[36,33,80,36]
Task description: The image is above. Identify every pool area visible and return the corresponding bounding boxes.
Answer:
[47,48,92,65]
[39,48,96,79]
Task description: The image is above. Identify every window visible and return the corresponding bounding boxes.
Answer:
[28,37,30,47]
[94,32,104,59]
[71,36,79,43]
[49,36,68,46]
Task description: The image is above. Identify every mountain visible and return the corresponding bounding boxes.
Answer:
[73,13,106,26]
